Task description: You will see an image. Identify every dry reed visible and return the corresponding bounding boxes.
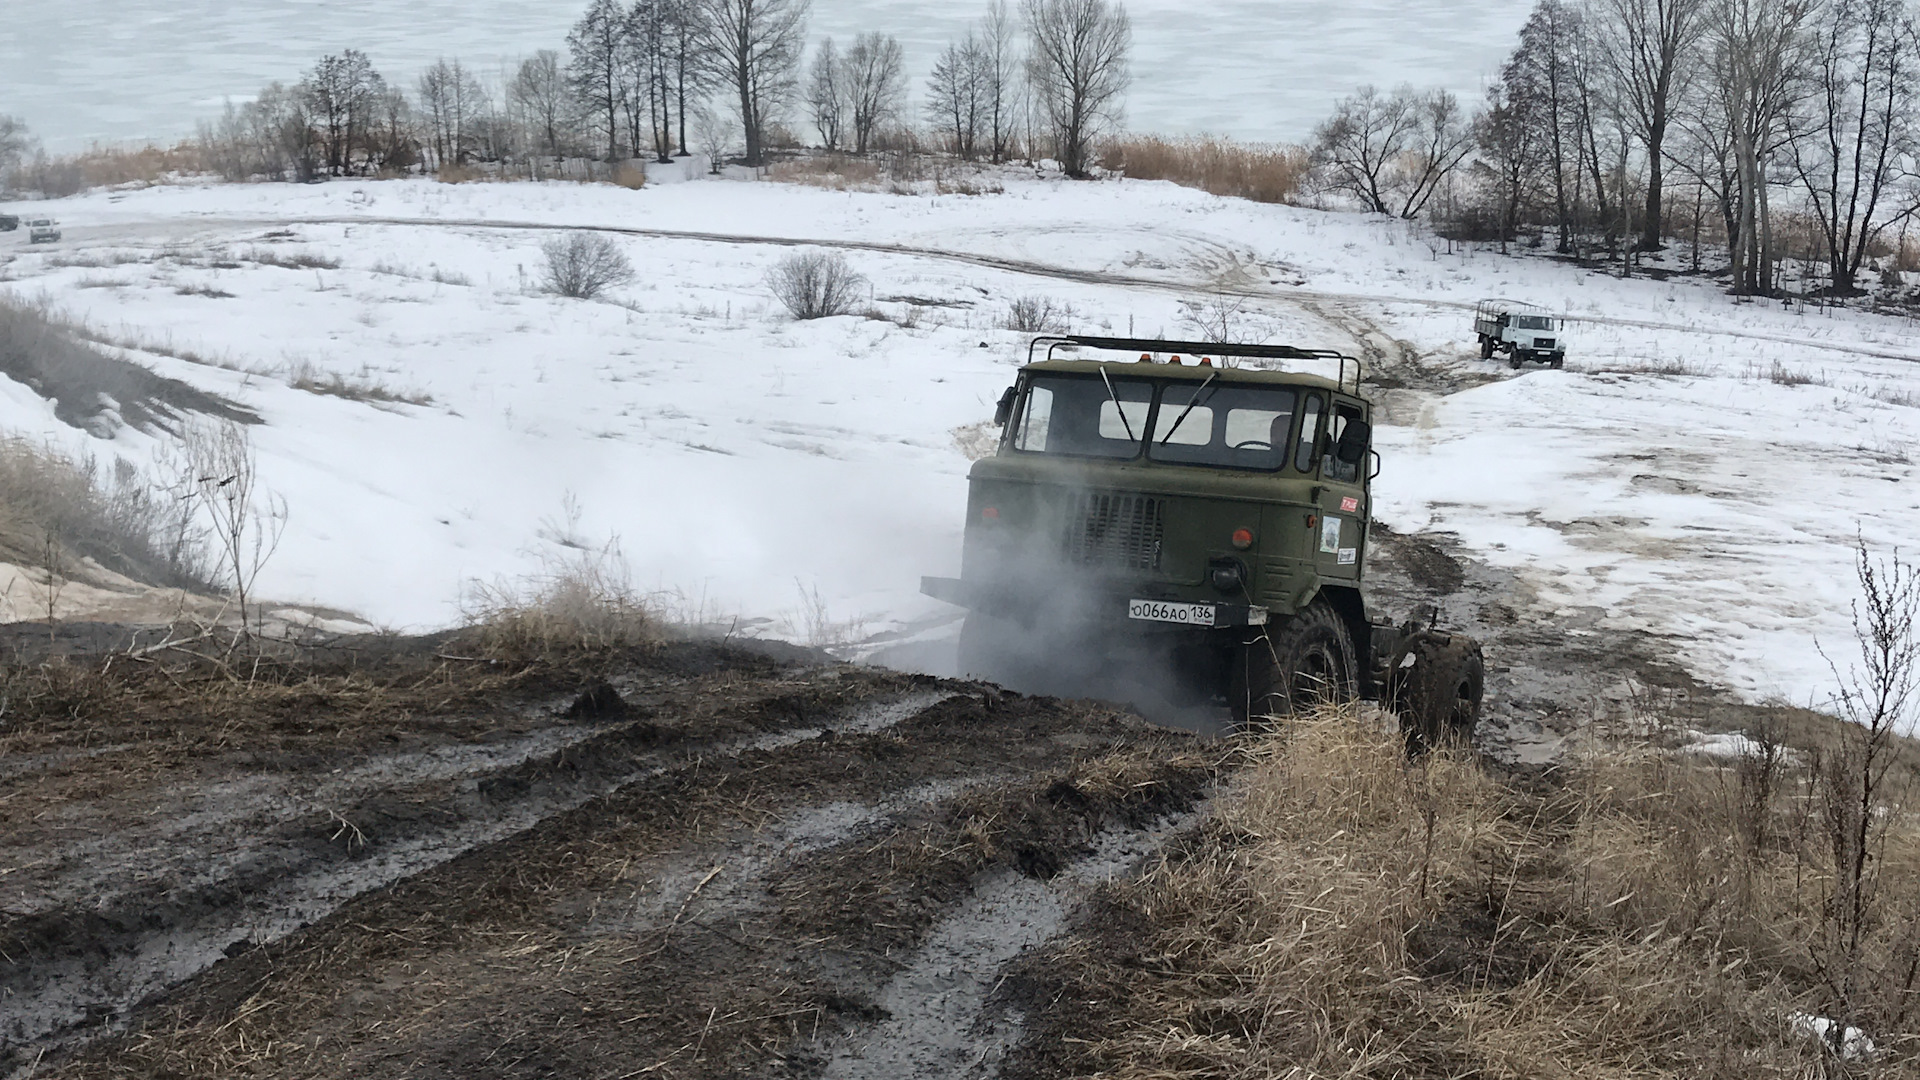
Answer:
[1099,134,1310,205]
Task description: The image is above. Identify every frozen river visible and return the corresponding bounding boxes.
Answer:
[3,0,1532,152]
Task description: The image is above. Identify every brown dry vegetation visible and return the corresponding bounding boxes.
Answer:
[1099,135,1310,205]
[1010,711,1920,1078]
[768,154,886,190]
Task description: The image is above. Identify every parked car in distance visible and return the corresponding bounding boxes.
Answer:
[0,214,19,231]
[27,218,61,243]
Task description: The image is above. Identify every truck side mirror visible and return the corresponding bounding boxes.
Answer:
[993,386,1017,427]
[1335,419,1371,464]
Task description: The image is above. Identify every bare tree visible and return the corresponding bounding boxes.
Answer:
[1023,0,1131,177]
[1596,0,1710,251]
[1313,86,1419,215]
[513,50,576,159]
[570,0,629,161]
[662,0,715,155]
[982,0,1024,162]
[0,115,33,186]
[1505,1,1591,252]
[807,37,847,150]
[301,50,385,175]
[693,102,733,169]
[1476,80,1548,245]
[418,58,490,168]
[1707,0,1819,295]
[928,35,988,159]
[841,32,906,155]
[1785,0,1920,295]
[700,0,810,167]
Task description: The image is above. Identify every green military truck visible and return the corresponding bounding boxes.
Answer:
[922,335,1483,746]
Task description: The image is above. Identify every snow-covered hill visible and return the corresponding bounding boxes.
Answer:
[1,168,1914,712]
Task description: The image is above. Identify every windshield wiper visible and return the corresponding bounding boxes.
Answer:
[1158,372,1218,444]
[1099,366,1138,441]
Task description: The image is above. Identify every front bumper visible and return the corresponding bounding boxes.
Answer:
[921,575,1269,630]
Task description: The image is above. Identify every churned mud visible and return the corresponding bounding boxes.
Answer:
[1,637,1210,1079]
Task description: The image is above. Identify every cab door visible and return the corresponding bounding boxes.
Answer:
[1314,399,1369,582]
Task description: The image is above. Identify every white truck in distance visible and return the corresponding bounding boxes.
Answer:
[1474,300,1566,369]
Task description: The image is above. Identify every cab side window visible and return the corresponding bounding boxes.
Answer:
[1324,404,1366,483]
[1294,393,1323,473]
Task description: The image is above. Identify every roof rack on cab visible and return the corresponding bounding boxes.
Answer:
[1025,334,1363,395]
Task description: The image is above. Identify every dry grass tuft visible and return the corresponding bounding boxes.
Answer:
[462,545,659,661]
[1099,135,1310,205]
[1042,709,1920,1077]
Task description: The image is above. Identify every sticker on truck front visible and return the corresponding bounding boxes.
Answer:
[1338,547,1357,566]
[1127,599,1218,626]
[1321,516,1342,553]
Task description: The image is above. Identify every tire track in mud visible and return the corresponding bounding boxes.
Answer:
[0,662,948,1072]
[15,667,1211,1080]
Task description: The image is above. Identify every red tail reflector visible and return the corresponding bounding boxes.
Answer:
[1231,527,1254,550]
[982,507,1000,521]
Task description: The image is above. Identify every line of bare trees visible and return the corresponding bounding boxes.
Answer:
[1461,0,1920,296]
[182,0,1134,187]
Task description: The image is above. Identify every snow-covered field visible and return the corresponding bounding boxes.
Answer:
[5,0,1534,152]
[1,168,1915,713]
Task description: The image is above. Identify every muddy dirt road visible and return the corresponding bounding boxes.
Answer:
[0,640,1209,1078]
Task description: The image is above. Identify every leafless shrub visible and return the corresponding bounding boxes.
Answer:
[1099,135,1309,204]
[174,419,286,637]
[175,283,235,299]
[1178,292,1271,344]
[1001,294,1073,333]
[463,543,658,660]
[539,232,635,300]
[768,250,867,320]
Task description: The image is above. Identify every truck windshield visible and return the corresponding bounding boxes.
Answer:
[1011,373,1298,470]
[1012,373,1154,459]
[1515,315,1554,330]
[1150,381,1296,470]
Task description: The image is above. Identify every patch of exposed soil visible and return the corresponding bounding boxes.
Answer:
[3,637,1210,1079]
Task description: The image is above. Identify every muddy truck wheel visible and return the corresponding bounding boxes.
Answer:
[1389,634,1485,754]
[1231,600,1357,728]
[1479,334,1493,359]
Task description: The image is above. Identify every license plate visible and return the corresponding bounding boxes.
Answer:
[1127,599,1217,626]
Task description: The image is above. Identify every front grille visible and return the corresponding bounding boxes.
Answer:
[1064,493,1165,571]
[1535,338,1556,349]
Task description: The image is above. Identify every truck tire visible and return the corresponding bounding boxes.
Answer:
[1509,355,1524,370]
[1478,334,1493,359]
[1390,636,1485,753]
[1230,600,1357,728]
[957,612,1019,685]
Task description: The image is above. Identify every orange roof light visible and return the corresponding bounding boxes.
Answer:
[1139,353,1153,362]
[1168,355,1183,366]
[1199,356,1213,367]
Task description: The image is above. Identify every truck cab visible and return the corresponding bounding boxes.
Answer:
[924,335,1483,738]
